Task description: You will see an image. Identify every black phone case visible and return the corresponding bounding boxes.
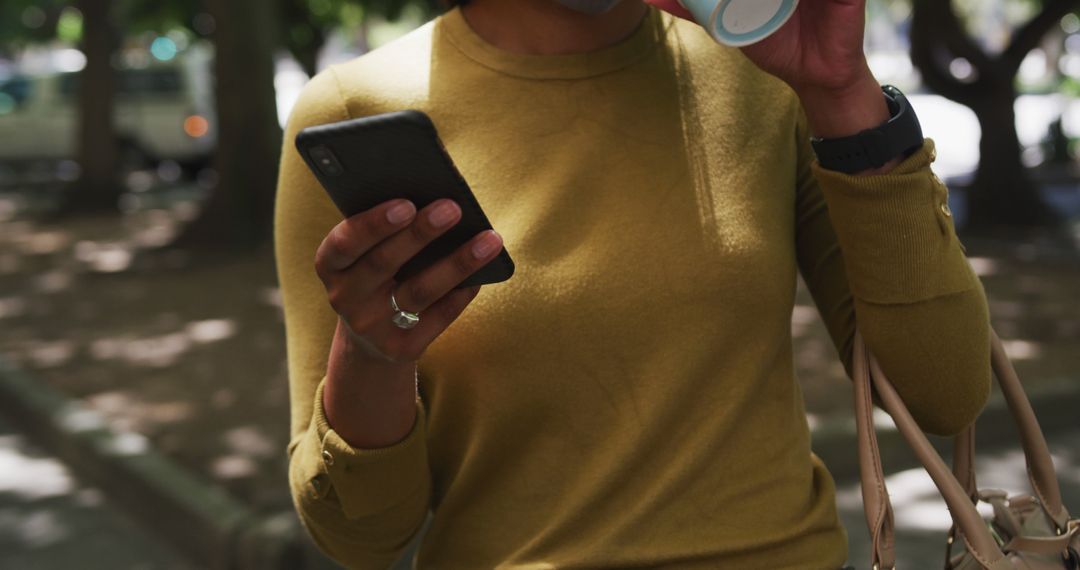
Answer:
[295,110,514,289]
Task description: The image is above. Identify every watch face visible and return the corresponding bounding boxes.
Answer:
[704,0,799,47]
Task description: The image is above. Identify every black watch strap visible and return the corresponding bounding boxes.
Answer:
[810,85,924,174]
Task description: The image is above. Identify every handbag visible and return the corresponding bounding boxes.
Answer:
[851,328,1080,569]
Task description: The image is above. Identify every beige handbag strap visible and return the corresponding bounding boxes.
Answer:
[952,423,979,504]
[853,330,1013,570]
[951,330,1071,530]
[852,329,897,569]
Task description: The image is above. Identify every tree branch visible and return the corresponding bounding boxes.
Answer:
[921,0,996,72]
[1003,0,1080,74]
[910,0,983,106]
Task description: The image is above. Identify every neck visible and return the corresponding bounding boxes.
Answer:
[460,0,648,56]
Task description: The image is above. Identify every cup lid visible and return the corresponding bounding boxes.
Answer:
[710,0,798,47]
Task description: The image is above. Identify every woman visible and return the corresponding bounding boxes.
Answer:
[274,0,992,567]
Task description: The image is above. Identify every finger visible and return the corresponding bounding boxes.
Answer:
[315,199,417,276]
[324,199,458,321]
[348,198,463,286]
[393,229,503,314]
[386,285,482,359]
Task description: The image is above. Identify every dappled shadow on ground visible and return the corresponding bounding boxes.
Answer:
[0,190,291,511]
[0,419,193,569]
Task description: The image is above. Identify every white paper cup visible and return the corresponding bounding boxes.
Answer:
[676,0,800,47]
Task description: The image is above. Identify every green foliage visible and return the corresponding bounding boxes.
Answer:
[0,1,65,54]
[278,0,444,75]
[283,0,443,46]
[123,0,200,36]
[1061,75,1080,96]
[359,0,443,20]
[0,0,444,51]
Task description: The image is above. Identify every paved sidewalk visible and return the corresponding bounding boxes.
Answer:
[0,416,195,570]
[4,408,1077,569]
[837,428,1080,568]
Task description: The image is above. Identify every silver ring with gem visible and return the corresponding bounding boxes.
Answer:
[389,288,420,330]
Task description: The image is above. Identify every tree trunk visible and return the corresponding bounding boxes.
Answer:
[66,0,120,214]
[968,87,1057,229]
[909,0,1065,230]
[169,0,282,251]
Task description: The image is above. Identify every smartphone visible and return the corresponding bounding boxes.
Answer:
[295,110,514,289]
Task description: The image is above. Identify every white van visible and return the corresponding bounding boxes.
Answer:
[0,53,216,176]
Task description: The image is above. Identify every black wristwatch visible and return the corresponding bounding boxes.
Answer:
[810,85,924,174]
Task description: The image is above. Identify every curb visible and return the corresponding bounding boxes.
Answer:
[0,358,334,570]
[811,380,1080,484]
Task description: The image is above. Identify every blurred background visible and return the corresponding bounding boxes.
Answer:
[0,1,1076,569]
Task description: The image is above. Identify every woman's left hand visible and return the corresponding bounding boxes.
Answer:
[741,0,872,95]
[644,0,871,93]
[645,0,890,141]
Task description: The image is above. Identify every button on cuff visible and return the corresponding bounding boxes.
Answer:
[309,377,432,519]
[811,138,976,304]
[309,473,331,499]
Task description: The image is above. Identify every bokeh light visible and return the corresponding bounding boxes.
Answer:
[0,93,15,116]
[1062,13,1080,34]
[56,7,83,43]
[54,48,87,73]
[150,37,178,61]
[183,115,210,138]
[20,6,46,29]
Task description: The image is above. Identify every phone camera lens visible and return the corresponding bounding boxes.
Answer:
[310,145,344,176]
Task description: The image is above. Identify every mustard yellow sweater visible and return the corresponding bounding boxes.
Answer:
[275,7,991,569]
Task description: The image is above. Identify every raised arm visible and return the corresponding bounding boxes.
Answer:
[793,107,992,436]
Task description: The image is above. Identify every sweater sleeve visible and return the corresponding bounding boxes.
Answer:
[792,110,992,436]
[274,66,432,568]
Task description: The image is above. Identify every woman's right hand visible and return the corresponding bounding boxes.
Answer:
[314,198,503,365]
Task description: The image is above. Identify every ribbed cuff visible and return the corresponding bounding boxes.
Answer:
[812,139,977,304]
[308,377,430,519]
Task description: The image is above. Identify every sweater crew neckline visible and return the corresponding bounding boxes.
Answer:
[439,6,670,80]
